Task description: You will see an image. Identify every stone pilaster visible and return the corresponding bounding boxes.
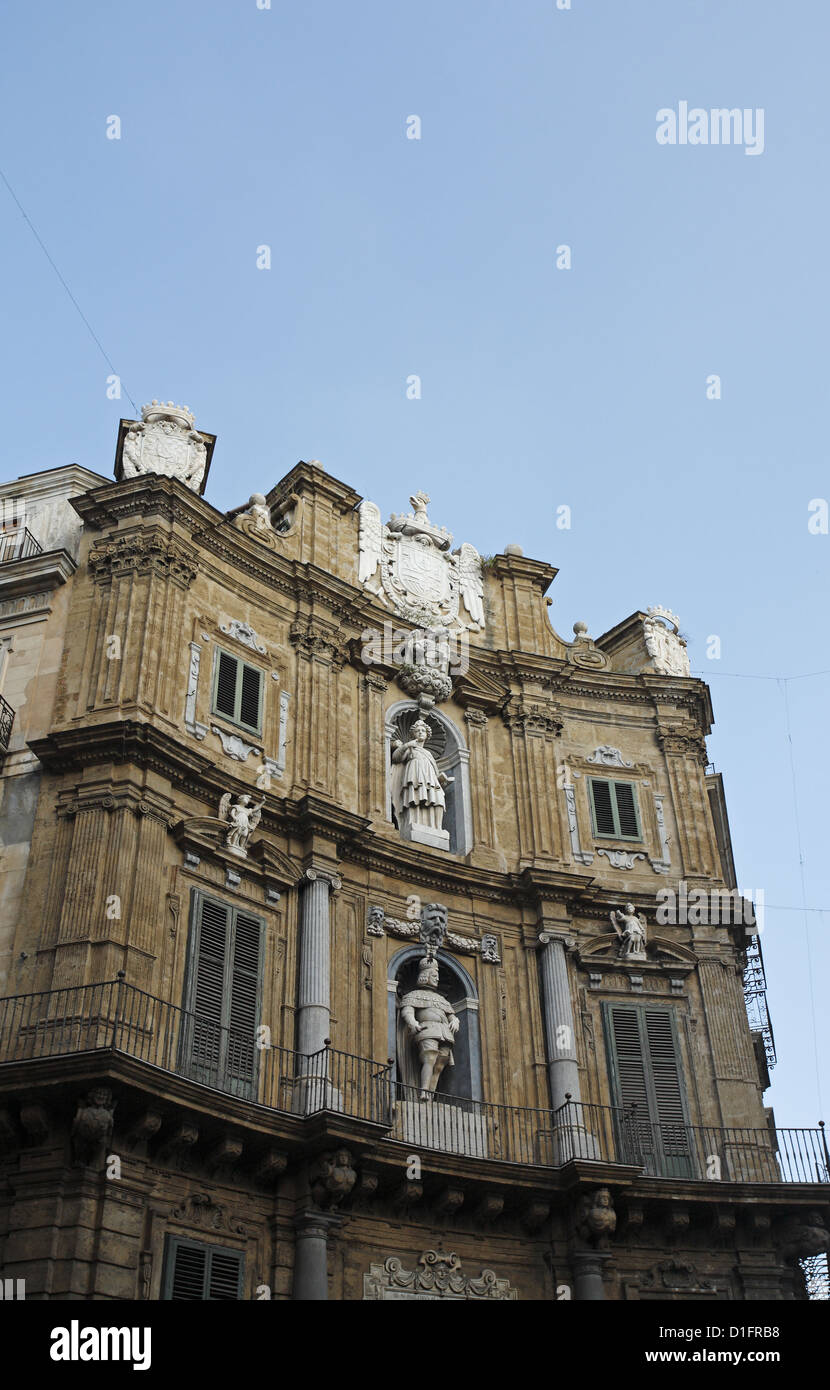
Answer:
[504,699,563,864]
[464,708,497,849]
[360,671,387,821]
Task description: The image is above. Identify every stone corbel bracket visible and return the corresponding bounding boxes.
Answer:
[366,905,500,963]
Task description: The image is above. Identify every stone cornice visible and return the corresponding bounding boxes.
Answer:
[0,548,76,600]
[266,460,363,515]
[71,474,221,532]
[489,552,558,595]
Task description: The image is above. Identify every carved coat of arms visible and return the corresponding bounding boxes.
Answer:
[119,400,209,494]
[358,491,484,631]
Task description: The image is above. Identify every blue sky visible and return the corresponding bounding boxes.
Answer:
[1,0,827,1129]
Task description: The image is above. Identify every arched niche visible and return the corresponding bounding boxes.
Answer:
[387,945,482,1103]
[384,700,473,857]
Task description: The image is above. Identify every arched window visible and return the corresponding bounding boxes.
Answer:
[386,945,482,1102]
[384,701,472,856]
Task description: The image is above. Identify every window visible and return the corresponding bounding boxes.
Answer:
[161,1236,244,1300]
[179,890,265,1100]
[588,777,642,840]
[211,647,263,735]
[603,1003,693,1178]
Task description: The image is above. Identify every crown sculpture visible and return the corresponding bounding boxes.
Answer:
[115,399,214,495]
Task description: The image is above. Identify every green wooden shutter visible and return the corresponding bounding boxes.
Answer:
[589,778,641,839]
[181,891,264,1099]
[163,1236,244,1301]
[603,1003,693,1177]
[589,779,616,835]
[208,1249,245,1299]
[614,781,640,837]
[239,663,262,730]
[212,649,263,734]
[215,651,238,720]
[186,896,230,1084]
[225,908,263,1090]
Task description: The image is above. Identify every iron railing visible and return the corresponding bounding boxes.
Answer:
[0,693,13,753]
[0,981,826,1184]
[0,979,392,1126]
[0,528,42,564]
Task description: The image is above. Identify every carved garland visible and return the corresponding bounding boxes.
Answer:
[363,1249,517,1301]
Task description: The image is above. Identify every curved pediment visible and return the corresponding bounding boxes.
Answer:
[171,817,301,887]
[577,933,698,969]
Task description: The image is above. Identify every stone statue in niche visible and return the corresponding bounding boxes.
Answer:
[219,792,264,855]
[397,952,459,1100]
[610,903,647,960]
[390,717,453,851]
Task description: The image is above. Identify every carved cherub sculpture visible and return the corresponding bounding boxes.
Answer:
[219,792,264,855]
[610,903,647,960]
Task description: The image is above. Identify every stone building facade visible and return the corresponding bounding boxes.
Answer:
[0,465,107,996]
[0,401,827,1301]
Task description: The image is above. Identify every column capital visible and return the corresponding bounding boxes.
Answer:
[538,931,572,949]
[293,1208,346,1239]
[303,867,342,893]
[463,707,488,728]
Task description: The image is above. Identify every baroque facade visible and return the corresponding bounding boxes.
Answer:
[0,399,827,1302]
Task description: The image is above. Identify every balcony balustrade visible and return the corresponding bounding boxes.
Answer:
[0,693,13,753]
[0,980,826,1184]
[0,527,42,564]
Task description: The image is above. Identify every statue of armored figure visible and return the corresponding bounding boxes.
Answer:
[397,953,460,1101]
[390,717,453,850]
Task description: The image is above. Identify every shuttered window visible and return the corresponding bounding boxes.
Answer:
[211,647,263,735]
[603,1003,693,1178]
[162,1236,244,1301]
[588,778,642,840]
[179,890,264,1100]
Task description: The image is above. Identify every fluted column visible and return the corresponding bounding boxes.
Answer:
[297,869,341,1056]
[538,932,581,1109]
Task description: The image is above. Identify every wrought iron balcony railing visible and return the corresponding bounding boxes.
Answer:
[0,980,827,1184]
[0,693,13,753]
[0,527,42,564]
[0,979,390,1127]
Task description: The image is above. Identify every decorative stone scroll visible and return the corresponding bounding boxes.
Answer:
[649,792,672,874]
[563,783,594,866]
[596,848,647,871]
[212,726,261,762]
[367,904,500,963]
[219,619,267,655]
[233,494,280,550]
[184,641,208,741]
[363,1249,517,1301]
[587,746,632,768]
[567,621,609,670]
